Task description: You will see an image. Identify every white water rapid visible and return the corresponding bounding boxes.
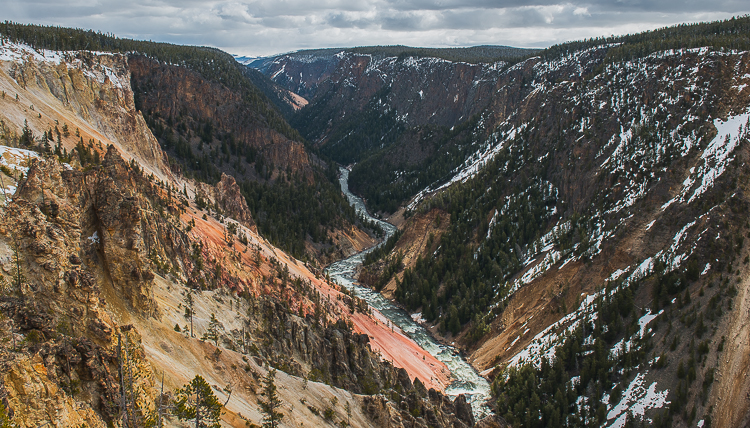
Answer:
[326,167,491,420]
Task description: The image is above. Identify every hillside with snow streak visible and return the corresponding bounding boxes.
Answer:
[352,23,750,428]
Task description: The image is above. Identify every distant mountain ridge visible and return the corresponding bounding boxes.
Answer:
[233,54,263,64]
[243,44,539,72]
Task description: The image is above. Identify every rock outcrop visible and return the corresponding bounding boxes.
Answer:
[215,173,256,230]
[252,299,390,393]
[362,390,475,428]
[12,148,159,316]
[250,299,476,428]
[0,149,169,426]
[3,354,107,428]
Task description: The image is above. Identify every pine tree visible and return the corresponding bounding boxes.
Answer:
[203,313,222,346]
[0,401,16,428]
[258,369,284,428]
[174,375,222,428]
[11,239,24,296]
[183,289,195,337]
[19,120,33,146]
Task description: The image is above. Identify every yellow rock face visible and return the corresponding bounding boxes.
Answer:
[4,354,106,428]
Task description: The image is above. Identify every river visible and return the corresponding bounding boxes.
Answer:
[326,167,491,420]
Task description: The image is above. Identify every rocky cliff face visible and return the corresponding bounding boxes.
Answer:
[253,52,343,100]
[129,55,313,182]
[264,51,500,131]
[13,147,173,316]
[362,388,476,428]
[214,172,256,230]
[2,353,110,428]
[0,151,168,426]
[1,44,171,180]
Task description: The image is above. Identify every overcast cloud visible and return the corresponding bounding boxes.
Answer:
[1,0,748,57]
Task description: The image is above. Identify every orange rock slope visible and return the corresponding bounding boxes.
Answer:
[180,197,452,390]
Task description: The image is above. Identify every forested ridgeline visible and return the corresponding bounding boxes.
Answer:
[347,44,537,64]
[259,45,538,66]
[541,15,750,63]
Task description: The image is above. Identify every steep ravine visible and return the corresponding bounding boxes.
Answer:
[326,167,492,420]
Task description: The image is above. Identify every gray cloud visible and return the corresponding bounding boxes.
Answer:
[0,0,747,56]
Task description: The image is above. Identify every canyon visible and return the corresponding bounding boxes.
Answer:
[1,16,750,428]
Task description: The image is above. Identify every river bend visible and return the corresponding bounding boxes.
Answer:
[326,167,491,419]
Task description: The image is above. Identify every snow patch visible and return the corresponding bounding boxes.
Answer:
[0,145,40,174]
[486,209,499,240]
[637,309,662,339]
[606,372,670,427]
[688,111,750,203]
[663,111,750,210]
[0,39,128,90]
[608,268,629,281]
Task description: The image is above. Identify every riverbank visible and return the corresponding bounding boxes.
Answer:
[327,167,492,420]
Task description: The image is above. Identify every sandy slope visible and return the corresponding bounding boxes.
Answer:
[124,276,373,427]
[144,203,452,426]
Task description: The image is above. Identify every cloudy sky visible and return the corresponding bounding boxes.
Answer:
[2,1,748,57]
